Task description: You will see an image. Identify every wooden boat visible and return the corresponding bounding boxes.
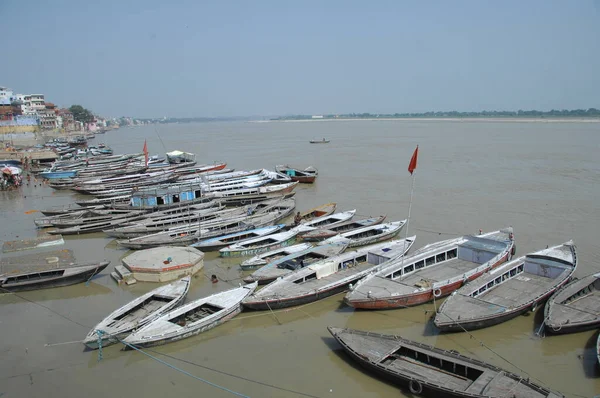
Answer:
[117,210,290,250]
[208,181,299,206]
[40,204,103,217]
[240,243,313,270]
[344,228,515,310]
[48,210,142,228]
[327,327,564,398]
[243,243,348,284]
[318,220,406,248]
[219,228,301,258]
[301,215,386,241]
[0,261,110,292]
[122,282,258,348]
[83,276,191,349]
[75,195,131,207]
[191,224,286,252]
[544,272,600,334]
[47,214,148,235]
[103,205,230,238]
[296,209,356,234]
[39,170,78,179]
[35,210,91,228]
[290,202,336,227]
[434,241,577,332]
[275,165,318,183]
[309,139,330,144]
[242,237,415,310]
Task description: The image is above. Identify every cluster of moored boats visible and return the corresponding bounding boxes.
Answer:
[2,145,598,398]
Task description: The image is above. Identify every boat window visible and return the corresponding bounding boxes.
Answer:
[385,273,393,279]
[5,269,65,283]
[392,269,402,279]
[502,272,509,281]
[393,346,483,381]
[478,286,486,294]
[304,273,317,282]
[487,281,494,289]
[473,291,478,297]
[510,268,517,277]
[425,257,435,266]
[415,260,425,270]
[494,277,501,284]
[436,253,446,262]
[173,194,180,203]
[157,197,165,205]
[355,254,367,263]
[403,264,414,274]
[517,264,524,273]
[447,249,457,259]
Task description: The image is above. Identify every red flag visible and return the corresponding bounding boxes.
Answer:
[143,140,148,167]
[408,145,418,175]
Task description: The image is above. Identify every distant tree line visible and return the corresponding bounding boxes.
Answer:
[272,108,600,120]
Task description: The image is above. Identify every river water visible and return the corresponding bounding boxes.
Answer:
[1,120,599,397]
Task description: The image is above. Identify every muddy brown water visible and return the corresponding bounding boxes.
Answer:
[1,120,599,397]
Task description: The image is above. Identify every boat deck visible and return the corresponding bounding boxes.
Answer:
[402,258,476,285]
[107,299,167,330]
[550,293,600,324]
[353,258,477,299]
[256,262,374,299]
[0,250,76,275]
[383,354,471,391]
[335,328,552,398]
[441,271,569,321]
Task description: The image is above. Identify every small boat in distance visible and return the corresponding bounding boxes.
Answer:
[275,165,318,183]
[328,327,564,398]
[309,138,330,144]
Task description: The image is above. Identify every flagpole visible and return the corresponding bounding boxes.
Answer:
[401,145,418,265]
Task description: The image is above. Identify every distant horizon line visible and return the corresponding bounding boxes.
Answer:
[123,107,600,121]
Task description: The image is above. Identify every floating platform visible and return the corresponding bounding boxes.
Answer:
[121,246,204,283]
[2,235,65,253]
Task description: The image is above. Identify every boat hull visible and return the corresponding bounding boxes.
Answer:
[345,252,510,309]
[124,304,242,349]
[0,262,109,292]
[436,283,566,333]
[220,237,297,258]
[243,280,352,310]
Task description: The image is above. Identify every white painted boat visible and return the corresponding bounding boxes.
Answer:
[296,209,357,234]
[242,237,416,310]
[317,220,406,248]
[219,228,301,257]
[83,276,191,349]
[123,282,258,348]
[240,243,313,270]
[434,241,577,332]
[191,224,286,252]
[243,243,349,284]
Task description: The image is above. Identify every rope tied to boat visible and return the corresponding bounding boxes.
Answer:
[96,330,105,362]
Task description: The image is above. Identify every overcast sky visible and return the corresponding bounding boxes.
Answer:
[3,1,599,118]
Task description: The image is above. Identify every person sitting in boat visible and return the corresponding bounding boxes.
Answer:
[293,212,302,226]
[211,274,218,284]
